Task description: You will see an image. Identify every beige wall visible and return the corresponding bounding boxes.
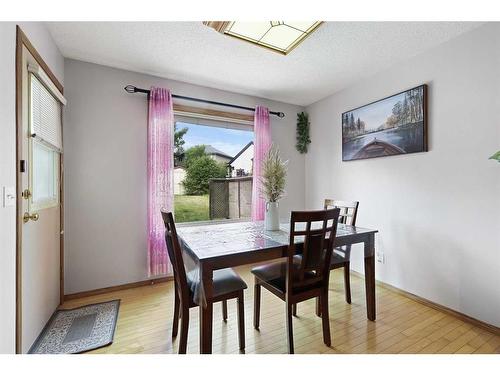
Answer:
[209,154,232,164]
[63,59,305,294]
[173,167,186,195]
[0,22,64,354]
[305,23,500,326]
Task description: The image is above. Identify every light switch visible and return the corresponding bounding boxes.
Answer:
[3,187,16,207]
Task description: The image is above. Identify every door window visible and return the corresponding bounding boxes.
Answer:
[29,73,62,210]
[31,141,59,209]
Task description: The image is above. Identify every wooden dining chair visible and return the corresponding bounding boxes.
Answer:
[251,208,340,354]
[292,200,359,317]
[161,211,247,354]
[324,199,359,306]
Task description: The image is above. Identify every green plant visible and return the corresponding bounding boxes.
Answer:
[260,144,288,202]
[489,151,500,162]
[174,124,188,166]
[183,155,227,195]
[184,145,207,169]
[296,112,311,154]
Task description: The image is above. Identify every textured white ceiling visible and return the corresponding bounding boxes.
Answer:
[46,22,482,106]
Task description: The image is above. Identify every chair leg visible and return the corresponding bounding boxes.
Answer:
[320,290,331,347]
[172,288,180,338]
[237,292,245,351]
[286,302,294,354]
[179,306,189,354]
[254,280,261,329]
[344,262,352,304]
[222,300,228,322]
[315,297,321,317]
[292,303,297,317]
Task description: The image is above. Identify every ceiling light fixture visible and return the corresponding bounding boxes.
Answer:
[203,21,323,55]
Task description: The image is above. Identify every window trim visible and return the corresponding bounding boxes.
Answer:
[173,103,254,125]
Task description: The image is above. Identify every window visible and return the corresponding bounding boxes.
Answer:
[32,141,59,209]
[29,73,62,210]
[173,118,254,223]
[204,21,323,55]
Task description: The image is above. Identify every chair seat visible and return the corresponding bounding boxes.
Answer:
[188,268,247,301]
[251,258,319,294]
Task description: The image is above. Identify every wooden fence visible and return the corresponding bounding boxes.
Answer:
[209,177,252,220]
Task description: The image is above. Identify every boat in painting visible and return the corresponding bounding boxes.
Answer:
[352,138,405,159]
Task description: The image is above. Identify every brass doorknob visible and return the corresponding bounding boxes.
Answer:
[23,212,39,223]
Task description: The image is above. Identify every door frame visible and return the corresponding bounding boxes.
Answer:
[15,25,65,354]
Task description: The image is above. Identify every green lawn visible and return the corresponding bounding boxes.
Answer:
[174,194,209,223]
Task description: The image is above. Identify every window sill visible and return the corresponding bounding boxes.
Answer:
[176,218,251,228]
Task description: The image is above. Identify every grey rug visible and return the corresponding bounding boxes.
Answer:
[29,300,120,354]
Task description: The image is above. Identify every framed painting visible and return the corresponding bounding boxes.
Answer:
[342,84,427,161]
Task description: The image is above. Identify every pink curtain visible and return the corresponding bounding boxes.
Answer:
[251,106,271,221]
[148,87,174,277]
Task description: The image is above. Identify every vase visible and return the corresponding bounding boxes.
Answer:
[265,201,280,231]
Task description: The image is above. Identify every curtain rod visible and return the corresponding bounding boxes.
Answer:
[124,85,285,118]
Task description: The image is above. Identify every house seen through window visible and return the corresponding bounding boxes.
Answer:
[173,120,254,223]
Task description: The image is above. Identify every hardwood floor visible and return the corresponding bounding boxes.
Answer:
[61,266,500,354]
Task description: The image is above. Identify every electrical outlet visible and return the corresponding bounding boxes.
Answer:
[376,251,385,264]
[3,186,16,207]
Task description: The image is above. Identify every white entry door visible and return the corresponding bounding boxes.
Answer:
[19,45,63,353]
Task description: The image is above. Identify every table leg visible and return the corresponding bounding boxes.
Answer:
[364,234,376,321]
[199,262,213,354]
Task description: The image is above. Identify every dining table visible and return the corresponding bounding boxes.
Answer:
[176,220,378,354]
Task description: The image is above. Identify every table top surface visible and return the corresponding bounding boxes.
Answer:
[177,220,377,261]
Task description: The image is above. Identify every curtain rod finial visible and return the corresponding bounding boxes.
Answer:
[278,112,285,118]
[124,85,136,93]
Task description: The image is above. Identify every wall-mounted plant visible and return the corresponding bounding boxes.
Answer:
[489,151,500,162]
[296,112,311,154]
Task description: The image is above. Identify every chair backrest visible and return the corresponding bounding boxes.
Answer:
[287,208,340,293]
[324,199,359,226]
[161,211,190,304]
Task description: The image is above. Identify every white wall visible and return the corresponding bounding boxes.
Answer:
[231,143,254,176]
[0,23,17,355]
[305,23,500,326]
[63,59,305,294]
[0,22,63,354]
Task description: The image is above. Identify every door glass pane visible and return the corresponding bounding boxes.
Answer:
[32,141,58,207]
